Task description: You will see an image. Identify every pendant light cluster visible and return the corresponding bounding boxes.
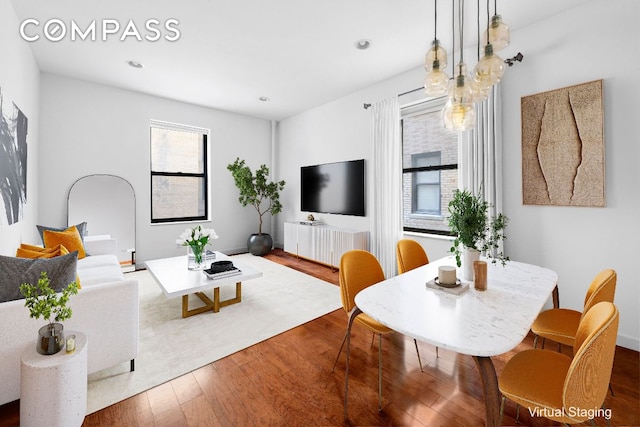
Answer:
[424,0,510,131]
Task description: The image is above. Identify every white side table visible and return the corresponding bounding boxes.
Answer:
[20,331,88,427]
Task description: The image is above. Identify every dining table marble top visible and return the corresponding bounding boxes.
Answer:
[354,256,559,357]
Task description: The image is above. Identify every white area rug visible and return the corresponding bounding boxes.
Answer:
[86,254,341,414]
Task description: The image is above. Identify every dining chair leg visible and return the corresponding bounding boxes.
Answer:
[413,339,423,372]
[499,396,506,426]
[436,346,439,358]
[378,333,383,411]
[343,307,362,422]
[533,334,539,348]
[332,329,348,372]
[609,383,615,396]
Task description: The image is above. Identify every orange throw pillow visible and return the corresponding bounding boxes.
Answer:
[18,243,52,253]
[43,226,86,259]
[16,244,70,259]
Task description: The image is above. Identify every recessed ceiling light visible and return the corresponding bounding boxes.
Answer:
[354,39,372,50]
[259,96,270,102]
[127,60,144,69]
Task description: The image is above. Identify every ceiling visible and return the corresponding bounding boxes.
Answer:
[11,0,589,121]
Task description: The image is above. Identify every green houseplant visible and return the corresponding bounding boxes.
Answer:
[20,272,79,355]
[227,158,286,256]
[448,189,509,279]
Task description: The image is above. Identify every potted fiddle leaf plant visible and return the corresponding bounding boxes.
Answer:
[227,158,286,256]
[20,272,79,355]
[448,189,509,280]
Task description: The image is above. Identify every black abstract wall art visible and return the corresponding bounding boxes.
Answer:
[0,87,28,226]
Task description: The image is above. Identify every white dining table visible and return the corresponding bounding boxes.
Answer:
[346,255,558,427]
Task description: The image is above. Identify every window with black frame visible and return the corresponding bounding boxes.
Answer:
[150,122,209,223]
[401,98,458,235]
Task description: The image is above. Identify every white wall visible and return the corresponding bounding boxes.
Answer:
[278,0,639,350]
[501,0,639,350]
[0,2,41,256]
[38,74,273,265]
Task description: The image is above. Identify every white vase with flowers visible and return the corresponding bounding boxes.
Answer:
[176,225,219,270]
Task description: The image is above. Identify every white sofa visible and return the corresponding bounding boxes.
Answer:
[0,241,139,406]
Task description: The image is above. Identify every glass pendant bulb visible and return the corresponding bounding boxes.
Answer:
[424,59,449,97]
[443,64,475,130]
[473,43,505,90]
[482,15,510,51]
[443,100,475,131]
[425,39,448,72]
[470,77,489,102]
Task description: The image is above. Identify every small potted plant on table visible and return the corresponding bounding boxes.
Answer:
[20,272,79,355]
[448,189,509,280]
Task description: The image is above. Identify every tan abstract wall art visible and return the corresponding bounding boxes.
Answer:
[521,79,605,207]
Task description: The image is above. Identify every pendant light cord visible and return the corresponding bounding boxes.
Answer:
[486,0,491,45]
[434,0,438,41]
[451,0,455,75]
[459,0,464,64]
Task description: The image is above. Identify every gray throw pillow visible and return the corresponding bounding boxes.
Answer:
[0,251,78,303]
[37,222,87,244]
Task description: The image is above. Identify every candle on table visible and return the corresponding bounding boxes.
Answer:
[439,266,457,285]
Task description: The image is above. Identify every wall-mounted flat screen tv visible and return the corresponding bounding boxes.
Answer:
[301,159,365,216]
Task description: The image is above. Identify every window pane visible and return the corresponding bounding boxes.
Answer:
[414,152,440,185]
[402,112,456,169]
[416,184,440,214]
[151,176,206,220]
[402,100,458,234]
[150,128,204,173]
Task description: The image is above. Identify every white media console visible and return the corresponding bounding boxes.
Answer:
[283,222,370,268]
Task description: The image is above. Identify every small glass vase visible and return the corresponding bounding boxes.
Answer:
[37,323,64,355]
[187,246,206,270]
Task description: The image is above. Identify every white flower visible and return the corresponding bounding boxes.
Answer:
[176,225,219,246]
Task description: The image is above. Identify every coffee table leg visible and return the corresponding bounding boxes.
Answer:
[181,283,243,318]
[213,288,220,312]
[181,293,216,318]
[216,282,242,310]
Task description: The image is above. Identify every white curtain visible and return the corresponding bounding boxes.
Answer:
[370,97,402,278]
[459,83,504,250]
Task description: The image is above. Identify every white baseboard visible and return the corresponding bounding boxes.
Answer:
[617,333,639,351]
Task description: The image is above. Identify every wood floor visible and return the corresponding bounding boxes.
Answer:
[1,249,638,426]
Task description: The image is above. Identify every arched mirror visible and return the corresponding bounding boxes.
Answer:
[68,175,136,271]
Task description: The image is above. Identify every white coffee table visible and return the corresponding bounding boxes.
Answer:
[145,252,262,318]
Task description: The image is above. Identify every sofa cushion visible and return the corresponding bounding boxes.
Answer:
[43,226,86,259]
[76,254,124,286]
[77,254,121,270]
[76,265,125,287]
[0,251,78,303]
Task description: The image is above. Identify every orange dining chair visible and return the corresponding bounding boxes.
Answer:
[396,239,430,273]
[396,239,436,360]
[332,249,422,411]
[531,269,616,350]
[499,301,619,426]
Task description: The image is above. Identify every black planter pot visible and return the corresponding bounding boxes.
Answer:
[247,233,273,256]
